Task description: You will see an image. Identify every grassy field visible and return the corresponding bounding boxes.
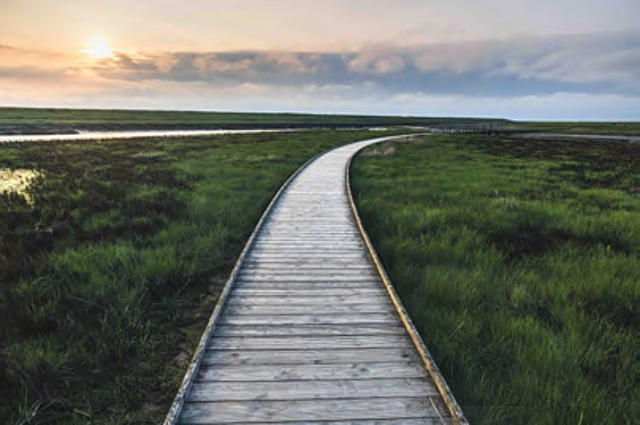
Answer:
[2,106,638,136]
[0,107,506,134]
[504,121,640,136]
[352,135,638,424]
[0,129,406,423]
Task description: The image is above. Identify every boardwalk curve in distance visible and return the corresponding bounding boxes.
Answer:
[166,135,468,424]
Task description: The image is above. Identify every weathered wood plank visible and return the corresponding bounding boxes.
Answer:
[201,347,420,366]
[213,324,404,337]
[249,420,450,425]
[238,269,377,276]
[242,258,368,266]
[240,261,370,267]
[260,230,360,235]
[253,241,364,247]
[247,254,367,260]
[223,303,394,315]
[219,313,399,326]
[234,281,381,290]
[251,250,364,256]
[236,278,380,284]
[257,234,362,239]
[196,361,428,382]
[231,288,386,297]
[242,264,372,270]
[179,397,442,423]
[226,295,389,306]
[208,335,411,350]
[187,378,438,402]
[236,274,379,282]
[252,238,364,243]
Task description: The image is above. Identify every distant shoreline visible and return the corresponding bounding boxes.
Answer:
[0,107,637,137]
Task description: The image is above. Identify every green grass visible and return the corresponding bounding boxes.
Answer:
[504,121,640,136]
[0,107,506,132]
[0,129,407,423]
[3,106,637,136]
[352,135,639,424]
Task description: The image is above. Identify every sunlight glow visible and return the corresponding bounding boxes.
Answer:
[82,37,113,59]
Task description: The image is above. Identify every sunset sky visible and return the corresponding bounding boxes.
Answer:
[1,0,639,120]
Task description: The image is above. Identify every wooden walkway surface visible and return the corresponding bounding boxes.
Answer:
[166,135,467,424]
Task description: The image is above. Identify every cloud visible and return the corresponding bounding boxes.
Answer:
[347,50,406,74]
[0,66,69,80]
[72,31,639,98]
[0,30,639,119]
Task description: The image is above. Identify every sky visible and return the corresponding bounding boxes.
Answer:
[1,0,639,120]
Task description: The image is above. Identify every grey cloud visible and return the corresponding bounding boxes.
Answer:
[0,66,69,80]
[82,31,640,97]
[480,32,640,88]
[347,51,406,74]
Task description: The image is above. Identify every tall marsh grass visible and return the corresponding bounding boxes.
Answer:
[352,135,638,424]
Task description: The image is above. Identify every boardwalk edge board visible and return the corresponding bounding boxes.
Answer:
[346,139,469,424]
[165,133,468,424]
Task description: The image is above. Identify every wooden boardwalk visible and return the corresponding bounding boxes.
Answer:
[166,135,467,424]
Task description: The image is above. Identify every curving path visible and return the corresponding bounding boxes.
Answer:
[166,135,467,424]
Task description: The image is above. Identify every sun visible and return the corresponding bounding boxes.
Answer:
[82,37,113,59]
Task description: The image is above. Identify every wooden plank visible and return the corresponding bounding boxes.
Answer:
[223,303,394,315]
[247,253,367,260]
[253,239,362,245]
[266,222,354,225]
[239,269,376,276]
[196,361,428,382]
[240,264,372,270]
[261,228,358,233]
[260,227,361,230]
[226,295,388,306]
[252,247,359,252]
[179,397,441,423]
[219,313,399,326]
[235,279,381,285]
[259,227,358,232]
[214,324,404,337]
[231,288,385,297]
[236,274,379,281]
[187,378,439,402]
[260,223,352,227]
[242,263,372,270]
[246,257,369,263]
[253,238,364,242]
[259,233,362,238]
[252,246,364,253]
[252,237,364,243]
[250,420,449,425]
[234,281,381,290]
[202,347,420,366]
[251,248,365,254]
[208,335,411,351]
[242,256,368,262]
[250,244,365,249]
